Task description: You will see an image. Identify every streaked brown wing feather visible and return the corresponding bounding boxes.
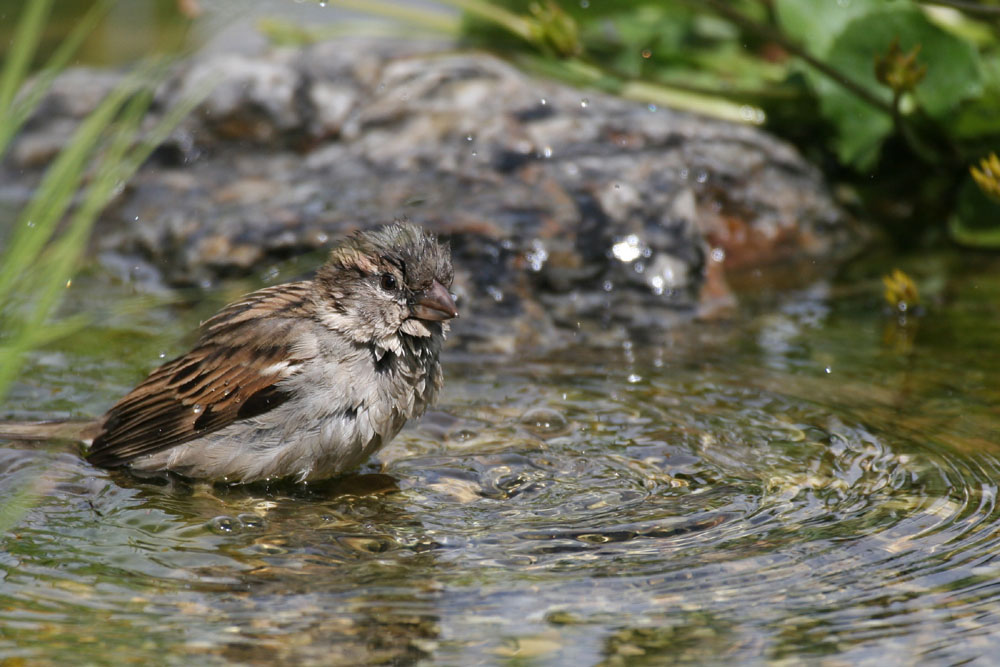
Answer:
[87,282,316,468]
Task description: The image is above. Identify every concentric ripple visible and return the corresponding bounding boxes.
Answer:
[5,261,1000,663]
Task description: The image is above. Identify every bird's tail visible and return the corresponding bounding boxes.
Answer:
[0,420,98,445]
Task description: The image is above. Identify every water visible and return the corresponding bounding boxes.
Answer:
[3,251,1000,663]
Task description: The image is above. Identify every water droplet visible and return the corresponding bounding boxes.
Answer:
[627,374,642,384]
[208,516,241,534]
[542,145,553,158]
[539,97,548,106]
[465,134,474,142]
[647,104,658,112]
[580,98,589,108]
[710,247,725,262]
[603,280,614,292]
[526,239,549,272]
[696,170,708,184]
[641,49,652,59]
[579,0,589,7]
[825,367,833,374]
[612,234,643,263]
[192,404,203,414]
[650,275,665,295]
[520,407,568,435]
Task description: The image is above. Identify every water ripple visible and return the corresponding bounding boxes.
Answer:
[6,266,1000,662]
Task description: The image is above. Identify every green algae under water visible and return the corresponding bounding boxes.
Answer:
[3,249,1000,664]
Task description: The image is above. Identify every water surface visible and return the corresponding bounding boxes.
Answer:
[3,251,1000,664]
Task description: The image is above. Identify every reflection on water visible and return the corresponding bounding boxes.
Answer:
[3,251,1000,663]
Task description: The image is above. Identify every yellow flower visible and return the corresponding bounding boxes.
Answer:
[971,153,1000,203]
[882,269,919,312]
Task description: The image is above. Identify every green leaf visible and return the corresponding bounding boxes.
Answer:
[819,6,983,169]
[949,177,1000,248]
[774,0,882,58]
[951,54,1000,138]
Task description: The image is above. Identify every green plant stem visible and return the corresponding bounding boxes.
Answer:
[620,79,758,123]
[320,0,460,33]
[516,54,760,123]
[920,0,1000,16]
[441,0,534,42]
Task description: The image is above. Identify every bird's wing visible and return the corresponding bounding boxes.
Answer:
[86,282,317,468]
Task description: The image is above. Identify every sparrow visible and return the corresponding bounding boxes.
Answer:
[0,222,458,484]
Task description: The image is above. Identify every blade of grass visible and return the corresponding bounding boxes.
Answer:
[0,61,212,399]
[0,0,53,115]
[0,76,142,300]
[0,0,116,156]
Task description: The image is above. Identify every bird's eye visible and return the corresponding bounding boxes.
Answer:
[380,273,398,291]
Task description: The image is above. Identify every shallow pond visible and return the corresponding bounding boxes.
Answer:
[3,249,1000,664]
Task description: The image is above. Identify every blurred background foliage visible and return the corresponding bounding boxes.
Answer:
[278,0,1000,250]
[444,0,1000,250]
[3,0,1000,259]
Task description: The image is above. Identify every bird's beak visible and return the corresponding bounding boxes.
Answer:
[410,279,458,321]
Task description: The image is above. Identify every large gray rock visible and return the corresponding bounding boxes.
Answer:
[4,38,862,352]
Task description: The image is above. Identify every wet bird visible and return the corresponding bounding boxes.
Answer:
[0,222,457,484]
